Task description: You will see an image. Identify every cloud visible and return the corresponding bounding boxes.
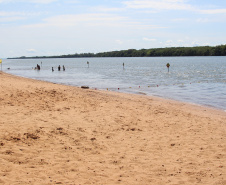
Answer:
[0,11,22,16]
[0,11,42,24]
[123,0,192,11]
[116,40,123,44]
[26,49,37,53]
[196,18,211,23]
[199,9,226,14]
[0,0,58,4]
[143,37,156,41]
[171,18,189,22]
[0,16,25,22]
[192,41,201,46]
[24,13,128,28]
[166,40,173,43]
[123,0,226,15]
[164,40,175,47]
[0,11,41,16]
[177,40,184,43]
[27,0,57,3]
[65,0,79,4]
[90,6,125,12]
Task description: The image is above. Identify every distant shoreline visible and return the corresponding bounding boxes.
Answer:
[7,45,226,59]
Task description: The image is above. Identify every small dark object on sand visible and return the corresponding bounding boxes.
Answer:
[81,86,89,89]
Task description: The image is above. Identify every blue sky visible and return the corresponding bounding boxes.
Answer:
[0,0,226,58]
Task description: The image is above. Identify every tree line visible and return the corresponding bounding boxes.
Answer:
[10,45,226,59]
[95,45,226,57]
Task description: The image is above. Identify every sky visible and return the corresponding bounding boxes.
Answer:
[0,0,226,58]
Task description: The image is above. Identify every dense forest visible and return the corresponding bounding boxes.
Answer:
[10,45,226,59]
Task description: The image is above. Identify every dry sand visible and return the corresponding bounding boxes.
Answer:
[0,71,226,185]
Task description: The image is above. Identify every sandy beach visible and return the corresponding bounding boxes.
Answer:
[0,71,225,185]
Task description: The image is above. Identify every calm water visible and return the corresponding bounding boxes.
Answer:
[2,57,226,111]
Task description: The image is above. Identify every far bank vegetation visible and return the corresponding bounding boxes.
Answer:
[11,45,226,59]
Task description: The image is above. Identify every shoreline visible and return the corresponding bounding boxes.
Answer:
[0,71,226,184]
[4,70,226,112]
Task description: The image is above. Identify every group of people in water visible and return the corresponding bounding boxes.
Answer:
[34,62,126,72]
[52,65,65,72]
[34,64,41,70]
[34,63,65,72]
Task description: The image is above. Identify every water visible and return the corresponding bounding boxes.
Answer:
[2,57,226,111]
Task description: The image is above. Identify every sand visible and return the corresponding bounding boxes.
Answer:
[0,71,225,185]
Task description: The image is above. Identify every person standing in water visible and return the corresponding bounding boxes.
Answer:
[37,64,40,70]
[52,67,54,72]
[58,65,61,71]
[63,65,65,71]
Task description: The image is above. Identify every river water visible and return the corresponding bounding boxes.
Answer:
[2,56,226,111]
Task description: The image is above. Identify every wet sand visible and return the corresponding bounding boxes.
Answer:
[0,71,226,185]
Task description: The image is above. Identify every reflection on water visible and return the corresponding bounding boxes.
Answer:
[3,56,226,110]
